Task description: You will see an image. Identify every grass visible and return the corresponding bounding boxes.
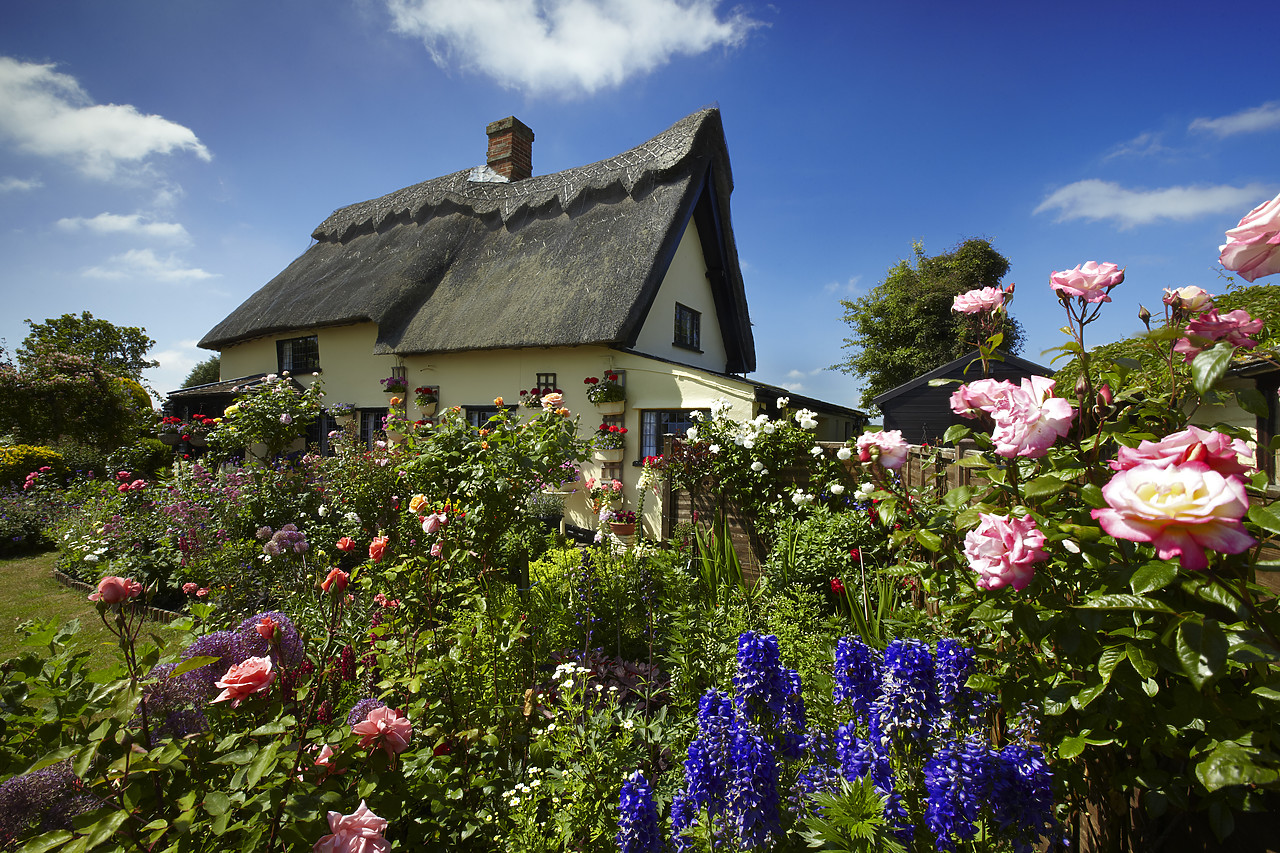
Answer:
[0,551,123,670]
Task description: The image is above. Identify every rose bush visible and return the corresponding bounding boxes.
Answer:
[1219,190,1280,282]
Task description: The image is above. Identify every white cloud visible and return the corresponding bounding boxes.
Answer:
[780,381,805,392]
[384,0,761,95]
[823,275,861,296]
[1033,179,1273,229]
[83,248,217,283]
[0,175,41,192]
[1190,101,1280,138]
[0,56,211,178]
[1102,131,1168,161]
[57,212,189,242]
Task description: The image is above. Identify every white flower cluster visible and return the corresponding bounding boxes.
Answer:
[709,398,732,417]
[791,489,815,506]
[794,408,819,430]
[856,482,876,498]
[730,413,779,449]
[837,446,853,461]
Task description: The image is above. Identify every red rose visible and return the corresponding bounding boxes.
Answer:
[369,536,389,563]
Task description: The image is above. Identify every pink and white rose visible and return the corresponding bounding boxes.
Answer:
[1172,308,1264,361]
[950,378,1017,418]
[952,286,1005,314]
[855,430,909,470]
[313,801,390,853]
[1110,426,1253,478]
[963,513,1048,591]
[1050,261,1124,303]
[988,376,1075,459]
[212,656,276,707]
[1162,285,1214,315]
[1092,462,1255,571]
[1219,191,1280,282]
[352,705,413,759]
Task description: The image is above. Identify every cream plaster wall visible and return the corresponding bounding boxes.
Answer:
[632,219,729,373]
[218,330,758,538]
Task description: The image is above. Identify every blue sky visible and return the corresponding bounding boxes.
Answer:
[1,0,1277,410]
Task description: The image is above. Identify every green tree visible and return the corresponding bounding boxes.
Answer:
[834,238,1024,408]
[182,355,221,388]
[18,311,158,380]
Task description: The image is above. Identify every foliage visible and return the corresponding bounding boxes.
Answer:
[583,371,625,404]
[208,373,325,460]
[834,238,1025,407]
[0,445,66,488]
[182,355,221,388]
[18,311,158,381]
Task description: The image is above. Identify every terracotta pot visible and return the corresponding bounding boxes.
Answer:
[594,400,625,415]
[609,522,636,537]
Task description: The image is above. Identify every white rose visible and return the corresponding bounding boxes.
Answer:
[837,447,852,461]
[830,483,845,495]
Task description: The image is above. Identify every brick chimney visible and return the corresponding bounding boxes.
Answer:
[485,116,534,181]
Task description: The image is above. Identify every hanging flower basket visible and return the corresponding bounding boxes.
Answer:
[594,448,624,463]
[188,436,208,447]
[160,433,181,446]
[595,400,625,415]
[419,402,438,417]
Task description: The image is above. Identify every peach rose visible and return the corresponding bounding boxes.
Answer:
[313,800,389,853]
[368,536,388,563]
[352,706,413,760]
[540,392,564,409]
[321,568,349,595]
[335,536,355,553]
[89,576,143,604]
[255,615,278,640]
[408,494,428,514]
[1092,462,1255,571]
[1220,191,1280,282]
[212,656,276,707]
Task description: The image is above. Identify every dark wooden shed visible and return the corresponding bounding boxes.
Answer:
[872,351,1052,445]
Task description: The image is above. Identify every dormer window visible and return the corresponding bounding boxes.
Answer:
[674,303,701,351]
[277,335,320,373]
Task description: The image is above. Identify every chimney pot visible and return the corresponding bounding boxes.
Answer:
[486,116,534,181]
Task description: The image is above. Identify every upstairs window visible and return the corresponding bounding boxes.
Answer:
[674,303,701,351]
[277,335,320,373]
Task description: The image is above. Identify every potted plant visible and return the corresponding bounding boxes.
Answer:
[380,375,408,394]
[593,423,627,462]
[584,476,623,513]
[584,371,625,414]
[609,508,637,537]
[185,414,217,447]
[519,385,560,408]
[157,415,183,446]
[414,386,439,416]
[329,402,356,425]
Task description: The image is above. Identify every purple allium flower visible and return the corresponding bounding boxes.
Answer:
[0,763,97,848]
[236,611,305,667]
[181,630,253,696]
[345,697,386,727]
[140,663,207,739]
[617,770,662,853]
[833,636,881,720]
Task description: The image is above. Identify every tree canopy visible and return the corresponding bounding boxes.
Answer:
[834,238,1024,407]
[18,311,158,380]
[182,355,221,388]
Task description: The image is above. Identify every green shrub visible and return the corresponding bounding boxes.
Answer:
[107,437,173,480]
[0,444,66,488]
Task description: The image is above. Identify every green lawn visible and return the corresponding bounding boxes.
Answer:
[0,551,122,670]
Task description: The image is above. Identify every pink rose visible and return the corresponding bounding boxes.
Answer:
[429,541,443,557]
[368,536,388,563]
[540,392,564,409]
[1219,191,1280,282]
[963,513,1048,591]
[1092,462,1255,571]
[1110,426,1252,478]
[421,512,447,535]
[950,378,1016,418]
[1050,261,1124,303]
[1173,308,1264,361]
[951,286,1005,314]
[988,376,1074,459]
[352,706,413,760]
[321,568,349,595]
[1162,285,1214,315]
[255,615,278,640]
[313,801,389,853]
[182,582,199,595]
[89,576,143,604]
[197,587,209,597]
[335,536,355,553]
[855,430,909,470]
[212,655,276,707]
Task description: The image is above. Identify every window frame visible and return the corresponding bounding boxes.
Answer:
[674,303,701,352]
[276,335,320,374]
[639,408,708,460]
[464,404,518,428]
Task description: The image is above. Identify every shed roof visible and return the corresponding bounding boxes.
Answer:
[872,351,1053,406]
[200,109,755,373]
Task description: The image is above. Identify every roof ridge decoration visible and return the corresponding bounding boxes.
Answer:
[313,109,716,243]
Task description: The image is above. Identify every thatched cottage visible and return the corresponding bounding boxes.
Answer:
[178,108,865,532]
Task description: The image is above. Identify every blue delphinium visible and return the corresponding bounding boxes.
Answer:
[617,771,663,853]
[923,733,991,850]
[874,638,937,745]
[726,716,782,848]
[733,632,791,719]
[833,635,881,721]
[989,741,1057,852]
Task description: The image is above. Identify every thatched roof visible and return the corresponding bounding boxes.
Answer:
[200,109,755,373]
